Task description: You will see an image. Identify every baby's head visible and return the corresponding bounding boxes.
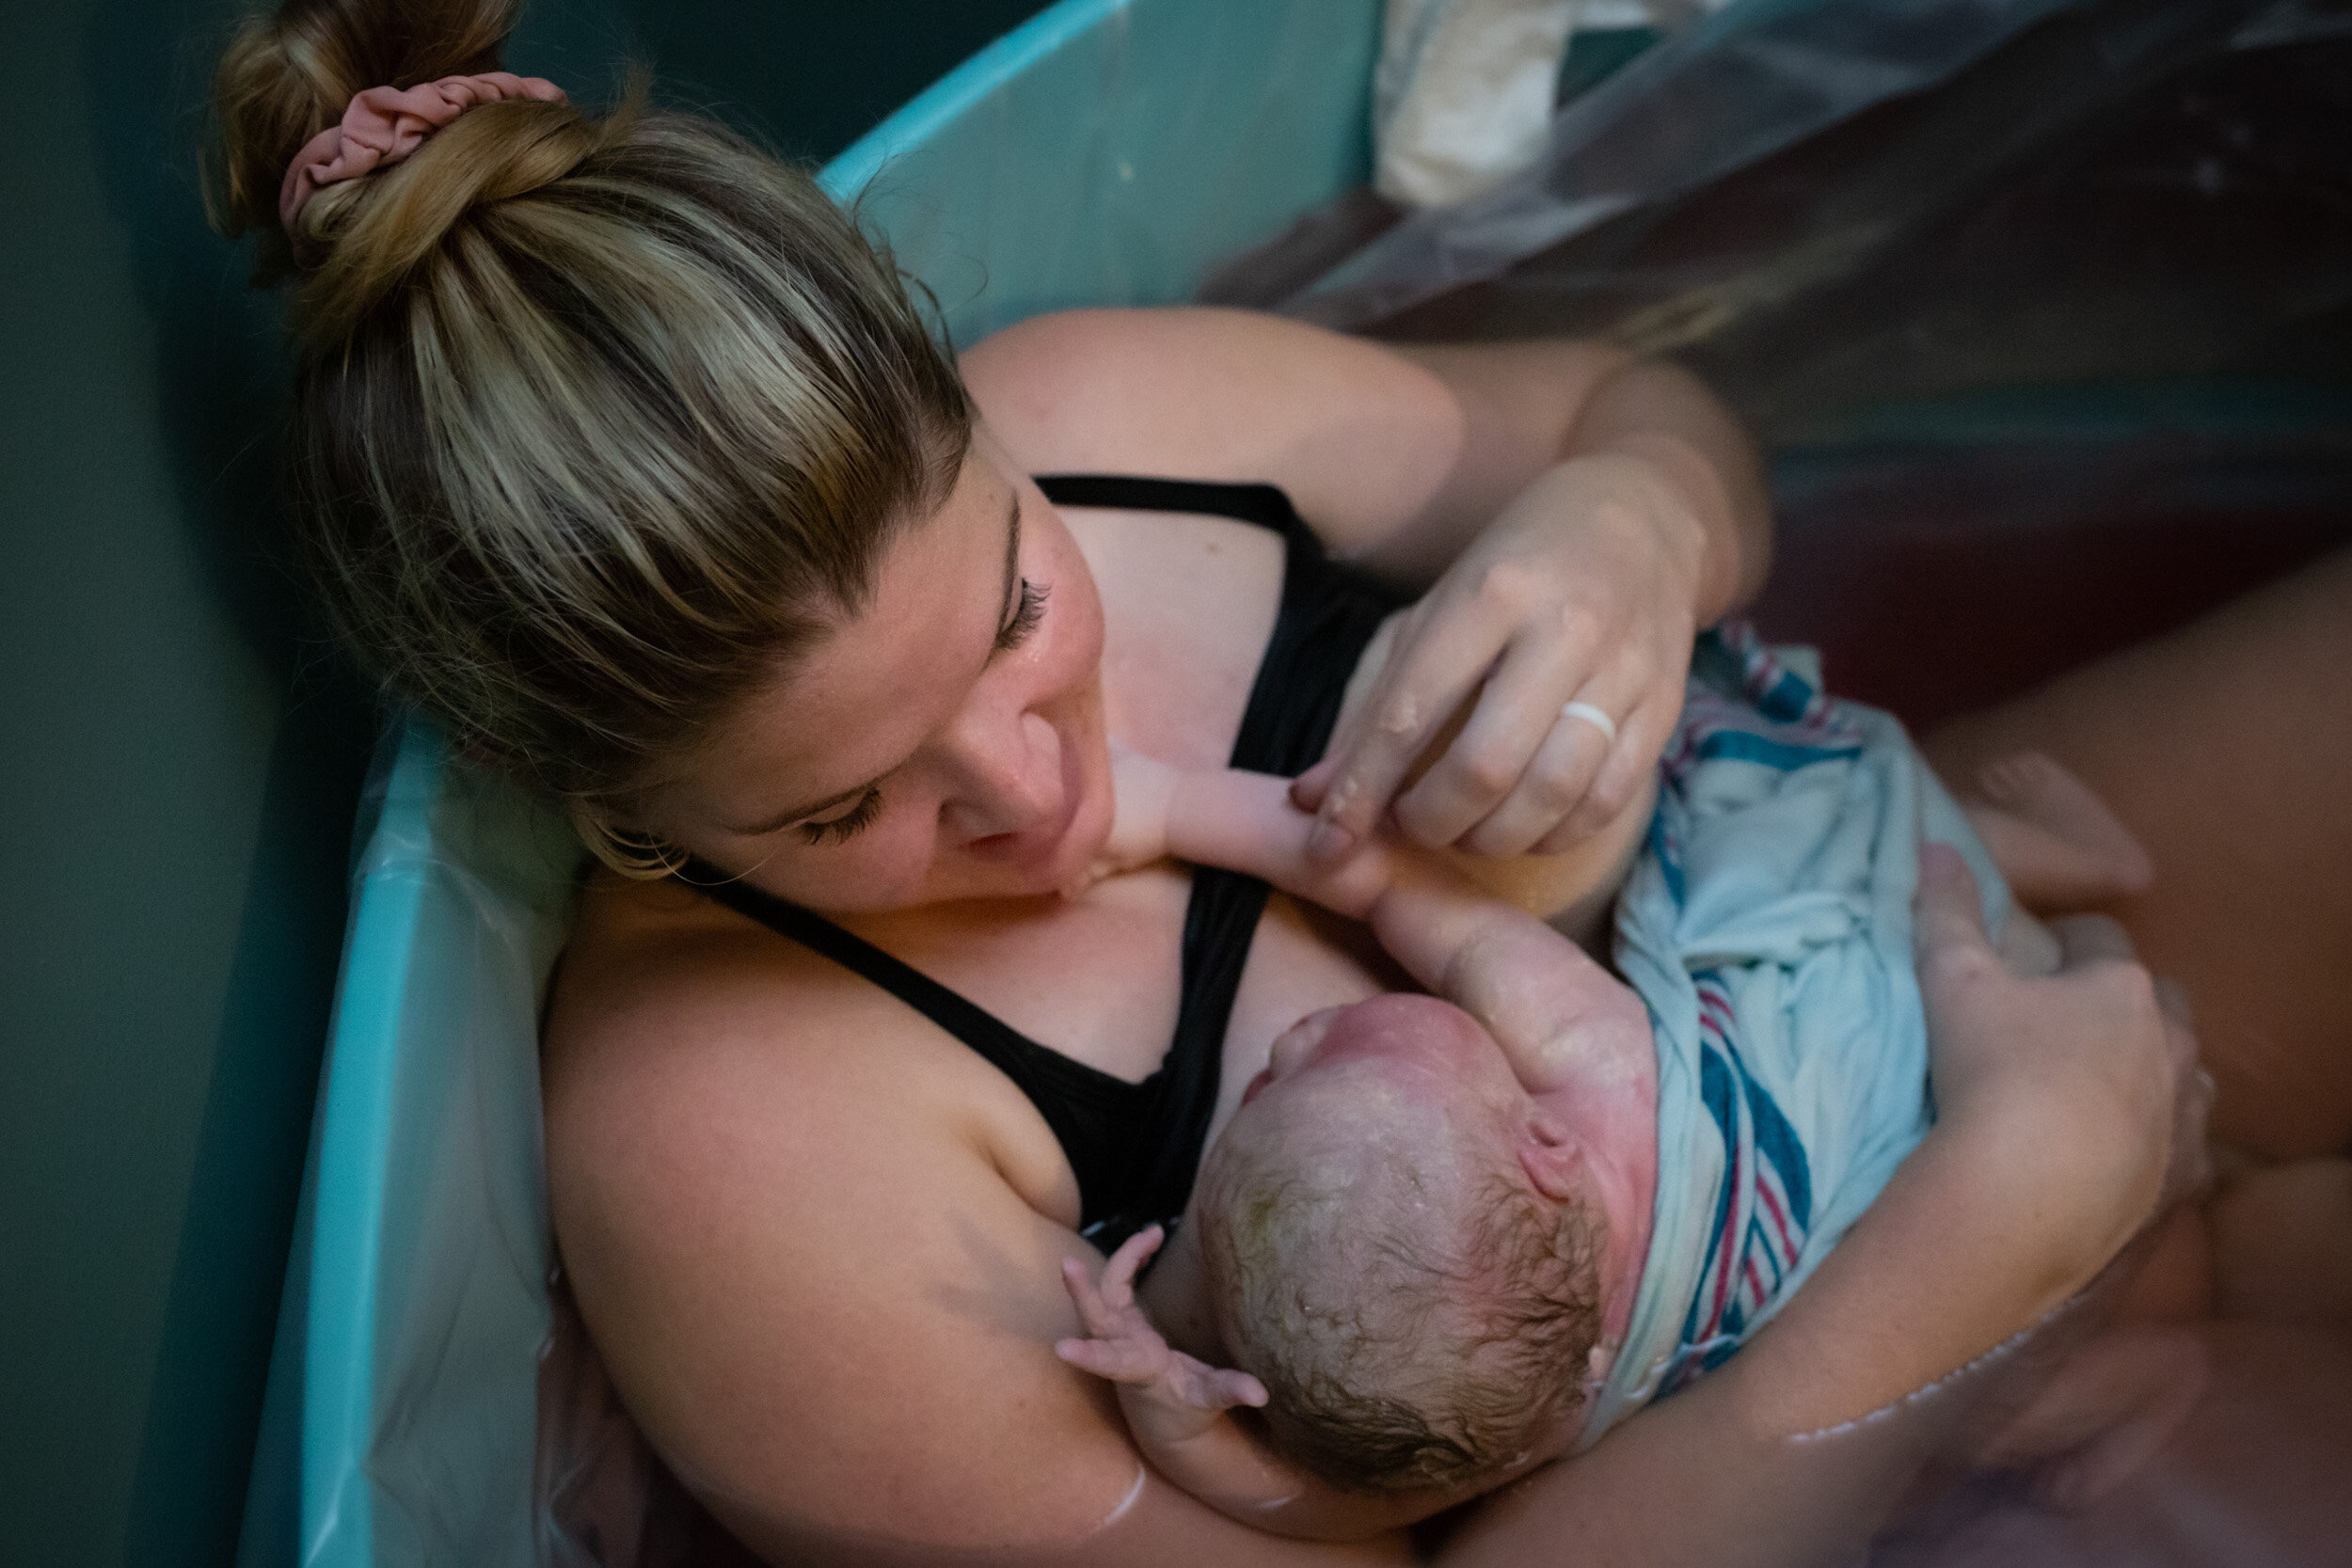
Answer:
[1194,994,1611,1497]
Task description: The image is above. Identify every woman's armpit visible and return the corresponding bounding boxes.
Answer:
[543,964,1145,1551]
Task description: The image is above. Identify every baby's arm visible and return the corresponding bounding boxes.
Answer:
[1057,1227,1462,1541]
[1135,756,1640,1094]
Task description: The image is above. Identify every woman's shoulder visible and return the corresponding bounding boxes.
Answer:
[539,881,1340,1562]
[961,307,1460,546]
[545,875,1075,1209]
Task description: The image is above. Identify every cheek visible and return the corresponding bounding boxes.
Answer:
[745,806,944,912]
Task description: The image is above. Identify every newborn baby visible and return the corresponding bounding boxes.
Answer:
[1058,626,2170,1539]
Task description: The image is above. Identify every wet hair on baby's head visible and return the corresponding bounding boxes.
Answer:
[1196,1129,1605,1496]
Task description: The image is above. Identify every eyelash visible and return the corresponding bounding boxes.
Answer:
[795,581,1047,847]
[995,578,1048,651]
[798,786,882,847]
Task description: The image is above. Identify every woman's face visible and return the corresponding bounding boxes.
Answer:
[638,431,1114,911]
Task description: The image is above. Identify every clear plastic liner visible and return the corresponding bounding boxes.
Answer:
[240,721,580,1568]
[1271,0,2352,455]
[1279,0,2094,331]
[1272,0,2352,385]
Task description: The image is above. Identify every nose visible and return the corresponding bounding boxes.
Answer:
[935,701,1062,843]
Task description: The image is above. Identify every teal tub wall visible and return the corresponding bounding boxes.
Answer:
[0,5,1055,1565]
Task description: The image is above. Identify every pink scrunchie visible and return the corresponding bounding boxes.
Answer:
[278,72,567,237]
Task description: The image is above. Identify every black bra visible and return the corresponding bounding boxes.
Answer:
[683,475,1398,1250]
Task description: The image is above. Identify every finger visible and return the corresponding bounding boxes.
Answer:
[1060,1258,1120,1337]
[1101,1225,1164,1305]
[1166,1354,1270,1411]
[1448,674,1624,857]
[2153,975,2194,1030]
[1310,612,1510,860]
[1216,1369,1270,1409]
[1913,842,1997,965]
[1290,758,1339,815]
[1538,692,1672,850]
[1456,722,1610,857]
[1055,1337,1161,1386]
[1390,624,1607,849]
[2049,911,2137,971]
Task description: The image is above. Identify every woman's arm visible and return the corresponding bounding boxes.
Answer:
[1438,847,2203,1567]
[964,307,1769,861]
[543,924,1423,1568]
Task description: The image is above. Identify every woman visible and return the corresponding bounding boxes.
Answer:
[209,5,2268,1562]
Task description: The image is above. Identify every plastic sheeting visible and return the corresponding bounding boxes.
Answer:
[239,725,580,1568]
[1278,0,2352,341]
[1264,0,2352,449]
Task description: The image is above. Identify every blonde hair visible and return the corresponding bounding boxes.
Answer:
[207,0,972,869]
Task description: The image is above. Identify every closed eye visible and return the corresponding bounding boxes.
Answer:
[995,578,1047,651]
[797,785,882,846]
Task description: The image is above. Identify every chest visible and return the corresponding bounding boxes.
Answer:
[844,500,1401,1132]
[849,863,1392,1114]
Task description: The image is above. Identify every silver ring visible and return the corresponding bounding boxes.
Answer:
[1560,701,1618,745]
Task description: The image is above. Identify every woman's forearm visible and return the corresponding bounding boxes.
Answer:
[1560,356,1772,625]
[1371,341,1769,621]
[1434,1117,2054,1568]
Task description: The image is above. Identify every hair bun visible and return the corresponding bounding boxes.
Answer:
[299,90,605,344]
[279,73,567,242]
[207,0,527,271]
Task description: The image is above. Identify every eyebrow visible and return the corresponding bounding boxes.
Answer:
[723,492,1024,837]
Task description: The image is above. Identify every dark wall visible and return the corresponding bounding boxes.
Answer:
[629,0,1060,163]
[0,3,1049,1563]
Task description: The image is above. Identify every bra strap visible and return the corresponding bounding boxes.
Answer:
[1043,476,1399,1246]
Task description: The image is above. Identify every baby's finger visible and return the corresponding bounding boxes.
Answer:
[1055,1337,1161,1386]
[1289,757,1339,815]
[1100,1225,1164,1305]
[1211,1369,1270,1409]
[1060,1257,1125,1338]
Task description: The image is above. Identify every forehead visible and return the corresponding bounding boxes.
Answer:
[1232,999,1515,1162]
[665,451,1013,815]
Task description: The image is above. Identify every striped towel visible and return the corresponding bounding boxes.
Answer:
[1577,624,2010,1446]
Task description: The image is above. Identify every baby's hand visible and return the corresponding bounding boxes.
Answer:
[1056,1227,1268,1445]
[1066,744,1181,897]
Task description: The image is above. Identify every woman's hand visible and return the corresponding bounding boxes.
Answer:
[1295,451,1708,862]
[1705,846,2208,1444]
[1912,844,2211,1307]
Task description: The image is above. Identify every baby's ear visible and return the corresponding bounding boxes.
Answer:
[1518,1114,1588,1202]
